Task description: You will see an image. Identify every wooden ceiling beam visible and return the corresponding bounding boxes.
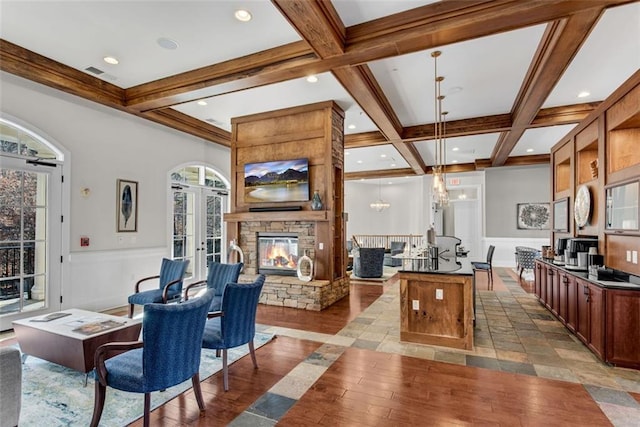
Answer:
[345,168,415,181]
[143,109,231,147]
[122,0,630,112]
[274,0,426,174]
[491,8,604,165]
[0,39,124,109]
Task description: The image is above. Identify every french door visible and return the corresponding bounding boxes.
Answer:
[0,156,62,329]
[172,186,225,282]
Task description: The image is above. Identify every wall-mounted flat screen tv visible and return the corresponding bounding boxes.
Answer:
[244,158,309,203]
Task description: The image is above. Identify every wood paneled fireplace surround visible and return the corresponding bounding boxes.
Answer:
[224,101,349,311]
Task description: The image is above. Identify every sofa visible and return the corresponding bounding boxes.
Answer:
[0,346,21,427]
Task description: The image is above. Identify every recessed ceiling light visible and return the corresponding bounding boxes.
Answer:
[345,151,350,155]
[357,160,363,164]
[234,9,252,22]
[390,163,396,167]
[526,148,534,153]
[347,124,356,130]
[306,75,318,83]
[387,181,392,185]
[380,154,387,158]
[157,37,179,50]
[452,147,459,152]
[197,100,207,106]
[103,56,119,65]
[578,91,590,98]
[452,160,458,163]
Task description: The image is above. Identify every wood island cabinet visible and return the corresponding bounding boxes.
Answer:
[534,260,638,369]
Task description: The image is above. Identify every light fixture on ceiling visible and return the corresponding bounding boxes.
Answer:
[197,100,208,106]
[577,91,590,98]
[306,75,318,83]
[526,148,534,153]
[431,50,449,206]
[234,9,252,22]
[103,56,119,65]
[347,124,356,130]
[370,179,390,212]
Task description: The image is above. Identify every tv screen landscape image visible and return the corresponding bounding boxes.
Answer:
[244,158,309,203]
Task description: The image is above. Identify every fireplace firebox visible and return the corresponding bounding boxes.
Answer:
[257,232,299,276]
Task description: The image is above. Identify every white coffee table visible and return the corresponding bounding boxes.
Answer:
[12,309,142,375]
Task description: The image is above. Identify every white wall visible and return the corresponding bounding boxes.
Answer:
[1,72,231,312]
[345,177,428,237]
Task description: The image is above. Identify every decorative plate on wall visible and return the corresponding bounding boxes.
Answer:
[574,185,591,227]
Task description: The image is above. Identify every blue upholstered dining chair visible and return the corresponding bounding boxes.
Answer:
[201,275,265,391]
[183,261,243,312]
[127,258,189,318]
[90,289,214,427]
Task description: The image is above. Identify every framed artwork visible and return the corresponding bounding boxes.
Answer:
[553,198,569,232]
[116,179,138,232]
[517,202,550,230]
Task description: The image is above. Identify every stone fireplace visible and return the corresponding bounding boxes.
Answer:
[257,232,299,276]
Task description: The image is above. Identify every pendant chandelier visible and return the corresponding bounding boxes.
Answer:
[431,50,449,206]
[370,179,390,212]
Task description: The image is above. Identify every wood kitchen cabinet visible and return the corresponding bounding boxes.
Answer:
[546,265,557,315]
[576,278,605,360]
[606,289,640,369]
[534,260,638,368]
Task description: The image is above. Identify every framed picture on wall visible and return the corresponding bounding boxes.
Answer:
[517,202,550,230]
[117,179,138,232]
[553,198,569,232]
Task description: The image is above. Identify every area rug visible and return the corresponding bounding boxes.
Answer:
[18,332,274,426]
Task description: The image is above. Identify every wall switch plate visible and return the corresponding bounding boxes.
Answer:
[319,243,324,250]
[412,300,419,310]
[627,250,632,262]
[633,251,638,264]
[436,289,444,300]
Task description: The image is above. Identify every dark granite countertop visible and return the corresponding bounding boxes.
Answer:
[537,258,640,291]
[398,256,474,276]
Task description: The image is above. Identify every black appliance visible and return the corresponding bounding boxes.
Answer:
[565,238,598,270]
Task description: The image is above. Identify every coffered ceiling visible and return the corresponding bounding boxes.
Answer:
[1,0,638,182]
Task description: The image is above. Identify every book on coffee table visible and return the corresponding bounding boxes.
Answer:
[72,320,125,336]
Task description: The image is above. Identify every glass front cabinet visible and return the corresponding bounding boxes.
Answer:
[605,180,639,231]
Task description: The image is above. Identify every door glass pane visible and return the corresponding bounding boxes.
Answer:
[172,191,194,277]
[0,168,47,314]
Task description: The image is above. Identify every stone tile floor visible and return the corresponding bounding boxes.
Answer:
[244,268,640,427]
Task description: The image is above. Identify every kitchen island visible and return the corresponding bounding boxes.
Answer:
[397,254,475,350]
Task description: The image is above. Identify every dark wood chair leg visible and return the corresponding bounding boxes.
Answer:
[249,340,258,369]
[128,304,134,318]
[222,349,229,391]
[90,381,106,427]
[192,373,206,411]
[143,393,151,427]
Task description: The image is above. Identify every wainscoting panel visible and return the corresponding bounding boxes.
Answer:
[480,237,550,267]
[66,247,168,312]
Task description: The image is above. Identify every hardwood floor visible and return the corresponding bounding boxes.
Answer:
[3,268,639,426]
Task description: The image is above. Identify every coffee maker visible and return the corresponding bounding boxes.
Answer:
[555,238,569,264]
[565,238,598,270]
